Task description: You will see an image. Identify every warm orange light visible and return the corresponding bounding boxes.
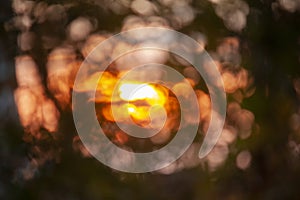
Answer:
[118,83,167,105]
[119,83,158,101]
[117,82,168,124]
[74,70,169,126]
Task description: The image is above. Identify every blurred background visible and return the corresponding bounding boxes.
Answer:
[1,0,300,199]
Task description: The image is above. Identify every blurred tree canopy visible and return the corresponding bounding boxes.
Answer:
[1,0,300,199]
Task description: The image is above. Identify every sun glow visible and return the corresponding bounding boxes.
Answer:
[117,82,167,123]
[119,83,158,101]
[74,71,169,126]
[119,83,166,103]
